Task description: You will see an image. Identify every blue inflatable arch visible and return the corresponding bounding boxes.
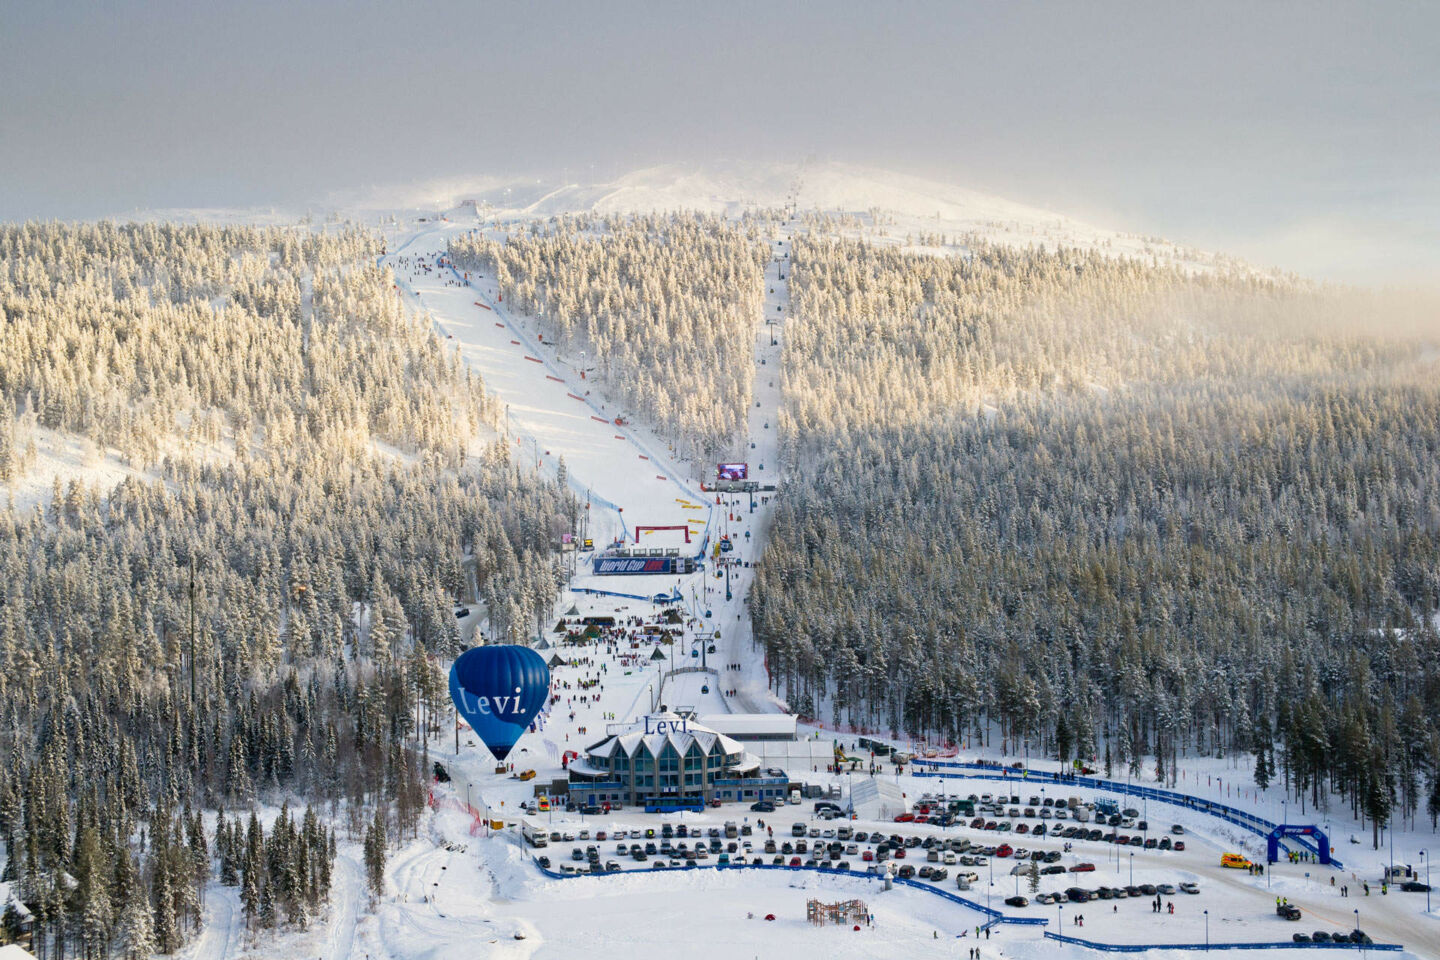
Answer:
[1266,824,1331,864]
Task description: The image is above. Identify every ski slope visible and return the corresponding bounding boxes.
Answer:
[384,220,781,715]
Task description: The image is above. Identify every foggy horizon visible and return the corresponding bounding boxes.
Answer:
[3,0,1437,285]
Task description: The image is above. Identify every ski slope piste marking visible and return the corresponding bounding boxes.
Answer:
[384,230,635,543]
[435,251,717,555]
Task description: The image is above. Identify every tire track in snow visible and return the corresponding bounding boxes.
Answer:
[188,884,242,960]
[326,852,362,960]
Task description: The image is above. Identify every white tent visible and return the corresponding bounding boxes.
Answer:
[849,777,908,820]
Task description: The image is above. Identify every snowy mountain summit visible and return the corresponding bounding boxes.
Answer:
[351,161,1228,269]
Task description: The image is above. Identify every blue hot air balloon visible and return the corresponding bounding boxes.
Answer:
[449,645,550,761]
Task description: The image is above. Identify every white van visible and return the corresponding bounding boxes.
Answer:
[788,789,802,805]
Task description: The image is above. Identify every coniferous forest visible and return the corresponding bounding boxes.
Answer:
[752,234,1440,838]
[3,213,1440,956]
[0,223,570,957]
[447,213,771,462]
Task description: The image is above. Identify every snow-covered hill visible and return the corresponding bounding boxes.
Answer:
[342,161,1239,273]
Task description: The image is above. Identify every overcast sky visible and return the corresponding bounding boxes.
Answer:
[2,0,1436,283]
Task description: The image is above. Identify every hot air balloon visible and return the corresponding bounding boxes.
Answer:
[449,645,550,761]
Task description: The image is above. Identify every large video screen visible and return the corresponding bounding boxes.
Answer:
[716,462,748,481]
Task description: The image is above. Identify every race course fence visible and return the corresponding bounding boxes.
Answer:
[1043,931,1400,952]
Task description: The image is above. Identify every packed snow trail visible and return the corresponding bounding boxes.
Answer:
[325,852,362,960]
[708,218,793,715]
[187,884,242,960]
[385,224,716,557]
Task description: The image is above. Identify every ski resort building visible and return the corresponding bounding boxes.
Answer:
[696,713,798,741]
[566,711,788,807]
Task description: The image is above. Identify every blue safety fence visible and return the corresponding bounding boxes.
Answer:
[1043,932,1400,952]
[912,762,1341,869]
[533,857,1045,925]
[571,586,681,604]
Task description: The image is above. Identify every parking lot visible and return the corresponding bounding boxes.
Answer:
[528,790,1211,917]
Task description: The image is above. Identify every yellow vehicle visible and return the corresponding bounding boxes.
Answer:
[517,769,537,782]
[1220,853,1253,869]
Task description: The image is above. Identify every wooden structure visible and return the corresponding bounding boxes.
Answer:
[806,898,868,927]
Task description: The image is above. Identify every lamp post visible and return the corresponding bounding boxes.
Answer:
[1057,902,1063,936]
[1421,849,1431,915]
[1204,909,1209,951]
[1354,907,1359,937]
[1129,851,1134,886]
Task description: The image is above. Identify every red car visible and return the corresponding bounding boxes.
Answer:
[914,815,929,823]
[1016,824,1030,834]
[862,850,874,862]
[996,844,1014,858]
[1070,862,1096,873]
[789,857,801,867]
[970,817,986,829]
[1173,841,1186,852]
[894,814,915,823]
[893,848,906,859]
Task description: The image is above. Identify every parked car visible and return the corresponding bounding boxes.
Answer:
[1005,896,1029,908]
[1277,904,1302,921]
[1401,881,1433,892]
[751,801,776,812]
[1179,882,1200,894]
[1069,862,1096,873]
[1066,887,1091,902]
